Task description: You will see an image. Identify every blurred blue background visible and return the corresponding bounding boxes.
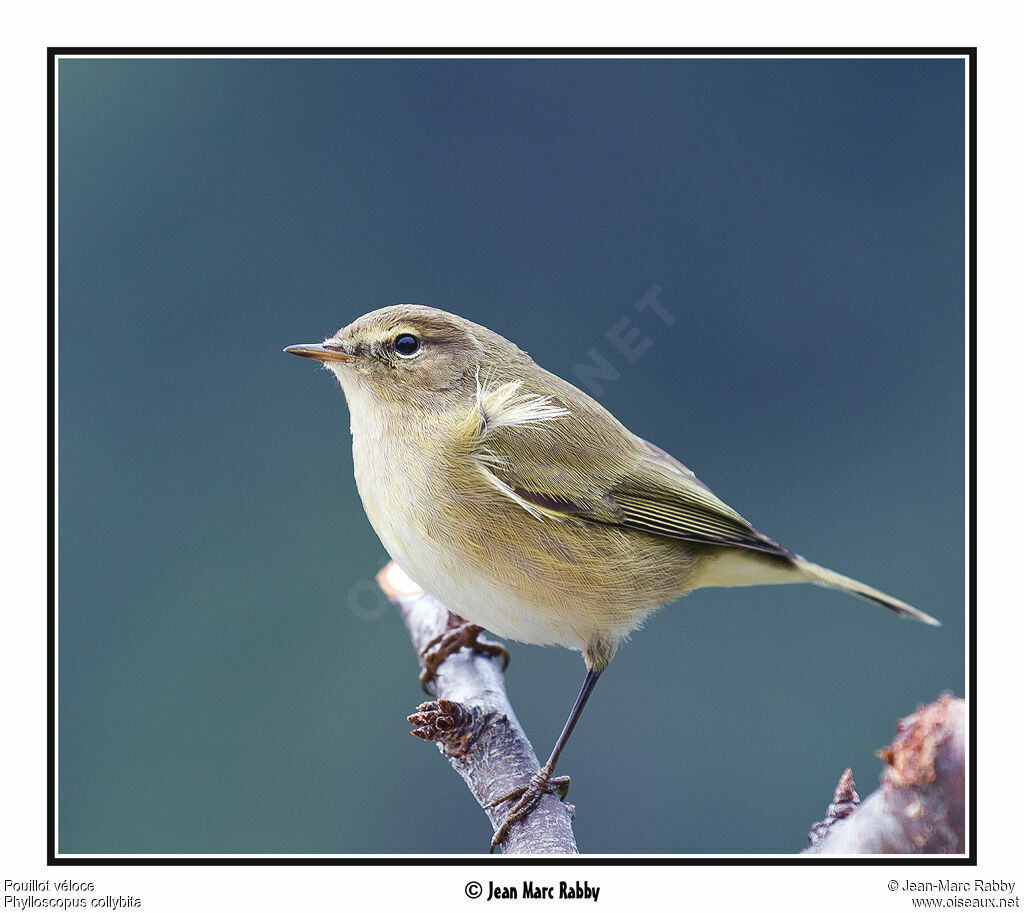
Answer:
[57,56,965,854]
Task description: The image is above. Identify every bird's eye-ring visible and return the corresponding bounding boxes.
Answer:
[394,333,421,357]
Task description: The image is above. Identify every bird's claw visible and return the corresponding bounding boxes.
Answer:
[487,768,571,852]
[419,618,509,694]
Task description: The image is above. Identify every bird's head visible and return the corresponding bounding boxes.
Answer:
[287,305,526,408]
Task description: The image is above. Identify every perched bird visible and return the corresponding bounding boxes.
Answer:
[286,304,938,851]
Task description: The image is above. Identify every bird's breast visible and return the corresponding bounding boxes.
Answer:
[343,391,696,651]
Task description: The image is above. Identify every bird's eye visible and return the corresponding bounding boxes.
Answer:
[394,333,421,356]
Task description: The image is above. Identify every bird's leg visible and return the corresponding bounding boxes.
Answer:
[488,668,602,852]
[419,613,509,694]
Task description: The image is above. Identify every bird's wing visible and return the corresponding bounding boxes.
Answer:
[602,442,793,556]
[463,375,792,558]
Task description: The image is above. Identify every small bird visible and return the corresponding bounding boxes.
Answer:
[286,304,938,851]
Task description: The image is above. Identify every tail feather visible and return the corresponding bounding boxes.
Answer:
[795,559,940,626]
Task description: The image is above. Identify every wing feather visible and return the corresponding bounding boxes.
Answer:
[462,376,792,560]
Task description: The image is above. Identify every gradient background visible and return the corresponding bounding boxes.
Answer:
[57,56,965,855]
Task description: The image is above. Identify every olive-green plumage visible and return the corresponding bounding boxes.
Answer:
[287,304,938,673]
[287,303,939,851]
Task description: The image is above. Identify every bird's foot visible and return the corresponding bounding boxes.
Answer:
[487,766,571,852]
[419,615,509,694]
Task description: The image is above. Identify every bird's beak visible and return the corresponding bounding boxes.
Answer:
[284,342,356,363]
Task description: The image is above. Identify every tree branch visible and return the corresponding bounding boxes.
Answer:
[378,561,964,856]
[803,694,965,854]
[376,561,577,854]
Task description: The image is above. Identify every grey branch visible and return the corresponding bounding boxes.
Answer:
[376,561,577,854]
[378,561,964,856]
[803,694,965,855]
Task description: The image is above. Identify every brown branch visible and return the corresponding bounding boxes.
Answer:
[803,694,965,854]
[376,561,578,854]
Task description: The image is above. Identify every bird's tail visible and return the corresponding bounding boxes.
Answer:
[793,558,941,626]
[695,548,940,625]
